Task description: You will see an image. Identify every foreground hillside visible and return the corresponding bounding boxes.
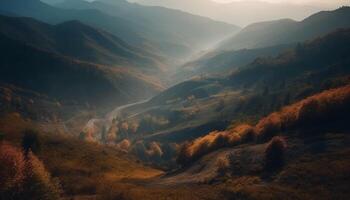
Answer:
[0,113,162,198]
[6,71,346,200]
[163,84,350,200]
[1,2,350,200]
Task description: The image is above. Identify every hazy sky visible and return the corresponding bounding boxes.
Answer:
[212,0,349,7]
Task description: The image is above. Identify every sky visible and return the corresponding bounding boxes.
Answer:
[211,0,349,7]
[84,0,350,26]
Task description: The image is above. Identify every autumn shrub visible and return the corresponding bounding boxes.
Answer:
[21,129,41,156]
[177,125,255,166]
[117,139,131,152]
[22,151,62,200]
[297,86,350,126]
[0,132,4,141]
[264,136,287,172]
[256,85,350,141]
[176,142,191,167]
[255,113,282,142]
[0,143,25,199]
[0,143,61,200]
[143,142,164,163]
[216,157,230,177]
[234,124,256,143]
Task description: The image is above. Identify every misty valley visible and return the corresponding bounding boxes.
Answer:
[1,0,350,200]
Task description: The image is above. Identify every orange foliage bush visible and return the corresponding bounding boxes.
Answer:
[0,142,61,199]
[255,84,350,141]
[23,152,62,200]
[117,139,131,152]
[216,157,230,176]
[146,142,163,158]
[0,142,25,192]
[177,124,255,166]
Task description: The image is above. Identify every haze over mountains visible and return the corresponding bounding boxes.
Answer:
[217,6,350,50]
[0,30,163,110]
[0,15,163,71]
[0,0,237,60]
[177,6,350,80]
[1,1,350,200]
[129,0,336,26]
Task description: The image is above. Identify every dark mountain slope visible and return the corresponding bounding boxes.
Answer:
[0,0,144,45]
[177,44,293,80]
[0,15,164,72]
[228,28,350,88]
[0,33,163,110]
[218,7,350,51]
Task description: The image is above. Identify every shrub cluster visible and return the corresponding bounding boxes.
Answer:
[130,140,164,162]
[264,136,287,172]
[0,142,61,200]
[176,125,255,166]
[216,157,230,177]
[255,84,350,141]
[21,129,41,156]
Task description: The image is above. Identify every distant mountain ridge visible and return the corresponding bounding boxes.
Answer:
[218,7,350,51]
[131,0,324,26]
[0,0,238,60]
[176,44,294,81]
[56,0,239,59]
[0,15,164,72]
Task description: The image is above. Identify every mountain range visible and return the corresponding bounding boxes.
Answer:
[218,6,350,51]
[176,6,350,81]
[0,15,164,72]
[0,30,163,112]
[0,0,238,60]
[1,1,350,200]
[130,0,326,26]
[99,28,350,166]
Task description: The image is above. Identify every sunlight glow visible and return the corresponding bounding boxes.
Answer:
[211,0,349,7]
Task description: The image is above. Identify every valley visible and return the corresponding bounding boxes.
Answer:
[0,1,350,200]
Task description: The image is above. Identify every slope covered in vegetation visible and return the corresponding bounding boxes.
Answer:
[0,113,162,198]
[92,28,350,167]
[218,6,350,51]
[177,84,350,165]
[0,33,163,111]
